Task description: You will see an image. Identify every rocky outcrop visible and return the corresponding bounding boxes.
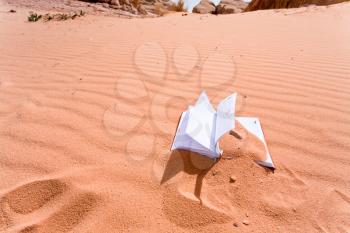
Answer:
[80,0,171,15]
[86,0,120,6]
[245,0,350,11]
[216,0,247,14]
[193,0,216,13]
[193,0,247,14]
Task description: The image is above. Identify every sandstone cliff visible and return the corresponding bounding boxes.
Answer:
[246,0,350,11]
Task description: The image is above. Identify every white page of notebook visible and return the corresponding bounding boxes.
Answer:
[215,93,237,143]
[236,117,275,168]
[186,100,216,152]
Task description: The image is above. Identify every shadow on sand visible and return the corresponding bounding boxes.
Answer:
[160,150,217,203]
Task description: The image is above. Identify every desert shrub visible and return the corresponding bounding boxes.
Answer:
[154,4,167,16]
[28,12,42,22]
[132,0,141,8]
[32,11,86,22]
[79,10,86,16]
[170,0,186,12]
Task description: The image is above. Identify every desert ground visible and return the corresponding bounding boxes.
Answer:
[0,1,350,232]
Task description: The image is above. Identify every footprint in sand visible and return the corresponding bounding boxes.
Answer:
[0,178,100,233]
[0,200,11,231]
[161,187,231,228]
[0,179,67,231]
[2,179,67,215]
[19,192,99,233]
[153,150,234,228]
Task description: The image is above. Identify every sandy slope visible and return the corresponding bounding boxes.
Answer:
[0,2,350,232]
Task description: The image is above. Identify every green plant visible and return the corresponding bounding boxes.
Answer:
[28,12,42,22]
[29,10,86,22]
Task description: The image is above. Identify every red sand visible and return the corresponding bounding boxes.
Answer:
[0,1,350,232]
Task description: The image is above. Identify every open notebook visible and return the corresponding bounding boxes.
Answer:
[171,91,275,169]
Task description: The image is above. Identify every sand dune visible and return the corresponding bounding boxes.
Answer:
[0,1,350,232]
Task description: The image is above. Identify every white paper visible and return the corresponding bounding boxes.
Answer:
[171,91,275,169]
[172,91,235,159]
[215,93,237,143]
[236,117,275,169]
[186,99,216,152]
[195,91,216,113]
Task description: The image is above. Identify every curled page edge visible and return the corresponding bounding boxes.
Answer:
[186,101,217,153]
[195,90,215,113]
[171,111,188,151]
[214,93,237,143]
[236,117,275,169]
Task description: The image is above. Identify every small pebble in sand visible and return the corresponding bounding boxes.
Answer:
[246,213,249,217]
[233,222,239,227]
[229,176,237,183]
[242,220,249,225]
[212,170,220,176]
[9,9,16,13]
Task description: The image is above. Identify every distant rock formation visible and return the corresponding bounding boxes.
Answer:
[193,0,216,13]
[80,0,172,16]
[245,0,350,11]
[193,0,247,14]
[216,0,247,14]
